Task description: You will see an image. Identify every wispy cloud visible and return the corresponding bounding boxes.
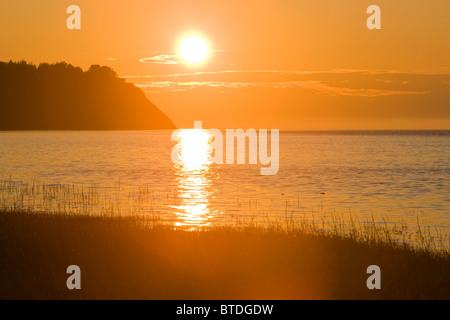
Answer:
[133,79,429,96]
[301,82,429,97]
[139,55,179,65]
[138,50,228,65]
[124,69,442,97]
[122,69,405,79]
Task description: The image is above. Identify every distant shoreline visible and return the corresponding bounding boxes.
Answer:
[0,61,176,131]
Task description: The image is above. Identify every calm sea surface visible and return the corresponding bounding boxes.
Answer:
[0,130,449,234]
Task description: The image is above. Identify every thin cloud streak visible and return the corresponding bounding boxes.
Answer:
[138,50,227,65]
[123,69,450,96]
[139,55,179,65]
[122,69,406,79]
[134,80,430,97]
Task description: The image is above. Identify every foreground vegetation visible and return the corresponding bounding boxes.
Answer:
[0,211,448,300]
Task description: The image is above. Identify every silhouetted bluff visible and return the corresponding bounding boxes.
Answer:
[0,61,176,130]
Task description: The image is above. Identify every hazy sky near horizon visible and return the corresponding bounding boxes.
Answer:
[1,0,449,129]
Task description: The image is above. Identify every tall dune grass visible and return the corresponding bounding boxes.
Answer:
[0,210,449,299]
[0,178,448,254]
[0,178,449,299]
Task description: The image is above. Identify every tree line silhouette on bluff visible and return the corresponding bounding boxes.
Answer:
[0,60,176,130]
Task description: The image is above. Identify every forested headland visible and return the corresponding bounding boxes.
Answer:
[0,61,175,130]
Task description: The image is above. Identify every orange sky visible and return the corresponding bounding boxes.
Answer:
[1,0,449,129]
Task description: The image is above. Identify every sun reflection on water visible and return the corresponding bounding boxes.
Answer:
[171,129,219,230]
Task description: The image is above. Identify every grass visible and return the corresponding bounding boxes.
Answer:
[0,211,449,300]
[0,178,449,299]
[1,178,449,250]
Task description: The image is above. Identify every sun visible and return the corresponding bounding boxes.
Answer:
[179,36,209,64]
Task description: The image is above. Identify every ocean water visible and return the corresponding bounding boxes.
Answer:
[0,130,449,234]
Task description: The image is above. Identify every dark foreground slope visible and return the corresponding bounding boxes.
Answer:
[0,212,448,300]
[0,61,175,130]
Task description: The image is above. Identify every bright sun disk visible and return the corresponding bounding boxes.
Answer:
[179,36,209,64]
